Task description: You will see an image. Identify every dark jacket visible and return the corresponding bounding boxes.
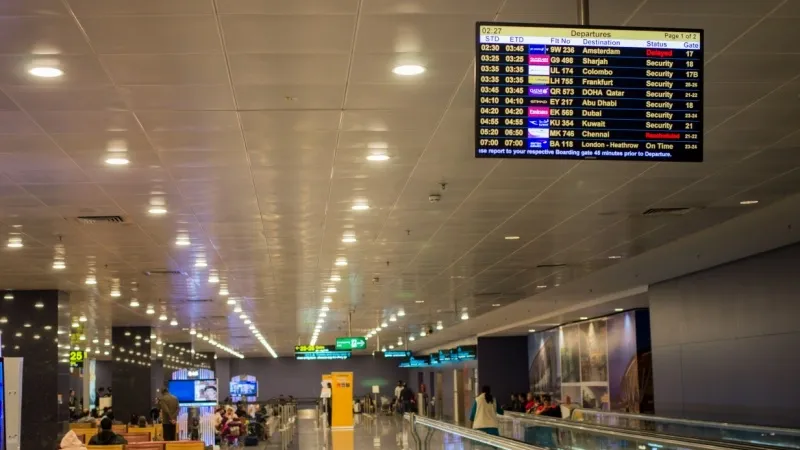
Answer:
[159,392,180,423]
[88,430,127,445]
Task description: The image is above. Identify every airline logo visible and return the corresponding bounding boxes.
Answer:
[528,55,550,65]
[529,119,550,127]
[528,139,550,149]
[528,128,549,138]
[528,65,549,75]
[528,87,550,96]
[528,76,549,85]
[528,98,548,106]
[528,107,549,118]
[528,44,547,54]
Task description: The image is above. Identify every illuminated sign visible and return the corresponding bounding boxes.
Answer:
[335,337,366,351]
[382,351,411,358]
[69,351,87,368]
[295,345,351,361]
[476,23,703,162]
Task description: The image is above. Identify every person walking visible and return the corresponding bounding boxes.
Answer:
[469,385,504,436]
[158,386,180,441]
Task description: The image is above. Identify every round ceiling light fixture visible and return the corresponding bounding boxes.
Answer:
[392,64,425,76]
[29,66,64,78]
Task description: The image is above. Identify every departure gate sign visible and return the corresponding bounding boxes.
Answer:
[475,23,703,162]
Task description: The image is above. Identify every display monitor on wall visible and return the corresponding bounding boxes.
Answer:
[167,379,218,406]
[230,375,258,401]
[475,23,703,162]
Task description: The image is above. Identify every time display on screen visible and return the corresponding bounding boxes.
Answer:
[475,23,703,162]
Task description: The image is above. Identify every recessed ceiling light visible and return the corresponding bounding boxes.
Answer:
[105,156,129,166]
[342,234,357,243]
[409,336,415,341]
[233,305,242,313]
[219,287,229,296]
[335,257,348,266]
[52,261,66,270]
[327,287,337,293]
[352,203,370,211]
[129,299,140,308]
[170,319,178,326]
[110,289,121,297]
[504,236,520,240]
[323,296,333,303]
[194,259,207,268]
[366,153,390,162]
[6,236,23,248]
[29,66,64,78]
[389,315,397,322]
[189,329,196,335]
[398,309,405,317]
[740,200,759,205]
[614,308,624,312]
[85,275,97,285]
[319,312,327,318]
[148,206,167,215]
[392,64,426,76]
[330,274,341,282]
[608,255,622,260]
[389,345,395,349]
[492,303,501,307]
[436,322,443,330]
[159,314,168,321]
[528,329,536,333]
[34,301,44,309]
[461,312,469,320]
[146,306,155,315]
[579,316,589,320]
[321,306,330,312]
[415,300,424,304]
[380,322,388,328]
[536,285,547,289]
[78,315,87,323]
[226,298,236,305]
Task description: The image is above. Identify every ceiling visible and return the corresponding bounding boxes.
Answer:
[0,0,799,357]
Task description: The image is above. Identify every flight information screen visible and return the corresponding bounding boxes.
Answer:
[475,23,703,162]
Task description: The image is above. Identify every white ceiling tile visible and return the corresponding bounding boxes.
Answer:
[229,54,350,85]
[101,54,230,85]
[216,0,359,15]
[0,17,91,54]
[68,0,215,15]
[356,13,491,53]
[81,16,223,54]
[221,14,356,54]
[363,0,504,14]
[119,85,236,111]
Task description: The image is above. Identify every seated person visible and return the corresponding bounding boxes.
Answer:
[534,395,561,418]
[88,418,128,445]
[137,416,148,428]
[129,414,139,425]
[221,414,243,446]
[524,393,539,413]
[61,430,87,450]
[74,410,94,423]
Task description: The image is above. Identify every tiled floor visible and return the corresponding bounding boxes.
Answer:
[296,413,412,450]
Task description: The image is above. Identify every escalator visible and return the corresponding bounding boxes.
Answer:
[569,409,800,450]
[498,412,791,450]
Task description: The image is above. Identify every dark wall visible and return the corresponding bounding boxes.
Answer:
[477,336,529,409]
[215,356,408,400]
[95,360,113,391]
[111,327,153,419]
[650,243,800,427]
[410,360,477,419]
[0,290,69,450]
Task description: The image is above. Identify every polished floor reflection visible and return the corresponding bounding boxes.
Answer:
[298,413,412,450]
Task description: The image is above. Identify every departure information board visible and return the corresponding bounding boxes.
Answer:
[475,23,703,162]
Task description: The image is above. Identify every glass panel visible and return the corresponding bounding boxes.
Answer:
[572,409,800,449]
[412,415,542,450]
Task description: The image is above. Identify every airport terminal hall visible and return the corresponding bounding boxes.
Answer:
[2,0,800,449]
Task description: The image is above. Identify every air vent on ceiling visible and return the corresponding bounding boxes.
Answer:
[144,269,187,276]
[536,263,567,269]
[173,298,213,304]
[75,215,125,224]
[642,207,694,216]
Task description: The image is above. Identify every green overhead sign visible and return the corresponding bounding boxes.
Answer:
[335,336,366,351]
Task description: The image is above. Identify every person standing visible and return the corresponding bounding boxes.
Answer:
[469,385,504,436]
[158,386,180,441]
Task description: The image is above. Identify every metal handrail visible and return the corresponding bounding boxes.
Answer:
[571,408,800,436]
[503,412,763,450]
[412,414,547,450]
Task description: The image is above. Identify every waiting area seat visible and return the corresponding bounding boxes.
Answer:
[126,443,164,450]
[119,432,151,443]
[164,441,204,450]
[88,445,123,450]
[111,424,127,434]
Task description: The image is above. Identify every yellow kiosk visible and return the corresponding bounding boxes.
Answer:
[330,372,354,449]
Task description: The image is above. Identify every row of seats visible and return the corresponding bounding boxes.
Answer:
[85,442,203,450]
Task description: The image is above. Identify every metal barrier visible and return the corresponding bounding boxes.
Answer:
[405,413,546,450]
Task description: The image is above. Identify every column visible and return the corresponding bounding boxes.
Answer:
[0,290,70,450]
[111,326,153,421]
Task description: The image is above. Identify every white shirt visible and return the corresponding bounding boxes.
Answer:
[472,394,500,430]
[394,386,403,398]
